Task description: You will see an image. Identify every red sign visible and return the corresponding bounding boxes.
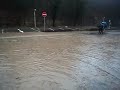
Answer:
[42,12,47,17]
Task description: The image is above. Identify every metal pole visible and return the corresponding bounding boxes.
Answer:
[44,17,45,32]
[34,9,36,28]
[1,29,4,34]
[103,17,105,22]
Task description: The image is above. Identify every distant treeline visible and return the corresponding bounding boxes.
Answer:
[0,0,120,27]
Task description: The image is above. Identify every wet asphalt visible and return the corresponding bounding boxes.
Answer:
[0,30,120,90]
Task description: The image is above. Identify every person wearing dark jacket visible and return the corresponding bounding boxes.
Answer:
[97,21,107,34]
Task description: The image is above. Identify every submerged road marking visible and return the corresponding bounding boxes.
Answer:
[0,34,69,39]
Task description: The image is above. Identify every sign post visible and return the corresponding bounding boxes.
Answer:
[42,11,47,32]
[44,17,45,32]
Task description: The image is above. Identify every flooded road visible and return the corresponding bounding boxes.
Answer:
[0,31,120,90]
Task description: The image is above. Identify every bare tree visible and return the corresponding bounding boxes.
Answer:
[47,0,62,27]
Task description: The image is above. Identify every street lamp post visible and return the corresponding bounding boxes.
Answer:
[34,9,37,28]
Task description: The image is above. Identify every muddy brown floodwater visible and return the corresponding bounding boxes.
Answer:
[0,31,120,90]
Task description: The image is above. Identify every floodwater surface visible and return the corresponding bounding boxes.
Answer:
[0,31,120,90]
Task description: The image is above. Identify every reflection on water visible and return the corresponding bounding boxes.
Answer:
[0,31,120,90]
